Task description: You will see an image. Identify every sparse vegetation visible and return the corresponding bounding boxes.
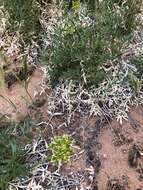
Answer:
[0,0,143,189]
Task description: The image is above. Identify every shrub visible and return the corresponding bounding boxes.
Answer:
[1,0,40,40]
[47,0,142,87]
[0,130,28,189]
[49,135,74,165]
[48,13,110,87]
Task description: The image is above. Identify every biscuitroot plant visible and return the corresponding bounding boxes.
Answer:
[49,135,74,168]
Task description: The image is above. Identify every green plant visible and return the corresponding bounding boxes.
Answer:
[120,0,142,35]
[14,116,33,137]
[95,0,142,50]
[72,0,80,11]
[128,56,143,92]
[130,56,143,79]
[128,72,142,92]
[1,0,40,40]
[48,14,110,87]
[0,130,28,189]
[49,135,74,165]
[46,0,141,87]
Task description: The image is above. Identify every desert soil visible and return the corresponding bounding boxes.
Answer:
[97,107,143,189]
[0,68,43,121]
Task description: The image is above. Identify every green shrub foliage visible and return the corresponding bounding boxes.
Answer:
[48,0,142,87]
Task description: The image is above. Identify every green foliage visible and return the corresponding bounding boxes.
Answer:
[49,135,74,165]
[1,0,40,40]
[48,14,111,87]
[14,116,33,137]
[130,56,143,79]
[92,0,142,49]
[128,72,142,92]
[86,0,141,18]
[72,0,81,11]
[128,56,143,92]
[119,0,142,35]
[0,130,28,189]
[47,0,141,87]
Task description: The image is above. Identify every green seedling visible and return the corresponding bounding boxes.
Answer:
[49,135,74,165]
